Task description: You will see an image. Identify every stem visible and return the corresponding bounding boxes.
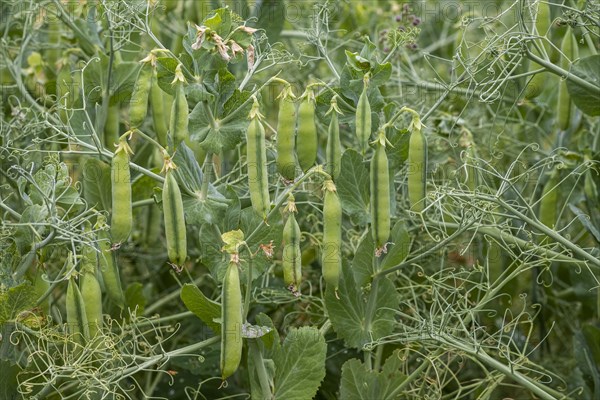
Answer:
[249,339,272,397]
[133,128,168,155]
[526,51,600,95]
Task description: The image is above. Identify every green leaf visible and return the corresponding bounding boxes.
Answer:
[325,262,398,349]
[273,327,327,400]
[340,349,407,400]
[336,150,370,225]
[569,204,600,243]
[0,283,36,325]
[198,223,227,281]
[173,142,229,225]
[252,0,285,43]
[566,55,600,116]
[125,282,146,316]
[83,158,112,211]
[352,230,375,287]
[387,128,410,171]
[381,221,411,271]
[221,229,245,254]
[180,284,221,333]
[345,50,371,72]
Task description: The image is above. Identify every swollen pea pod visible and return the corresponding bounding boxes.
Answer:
[150,67,169,147]
[80,261,103,339]
[356,74,372,155]
[557,27,578,131]
[129,54,155,129]
[97,217,125,308]
[162,163,187,267]
[326,96,342,181]
[221,261,243,380]
[110,138,134,245]
[370,131,391,252]
[104,102,120,148]
[322,180,342,291]
[170,64,189,147]
[296,89,318,172]
[538,167,560,229]
[407,115,427,212]
[247,98,270,219]
[282,196,301,295]
[66,256,89,345]
[276,85,297,181]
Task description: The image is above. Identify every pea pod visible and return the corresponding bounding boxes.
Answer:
[162,165,187,266]
[66,266,89,345]
[80,262,103,339]
[539,167,560,229]
[276,86,297,181]
[356,74,372,154]
[151,67,169,147]
[97,219,125,308]
[170,64,189,146]
[557,27,578,131]
[104,102,120,147]
[322,180,342,290]
[129,55,154,129]
[282,196,301,295]
[247,98,270,219]
[407,116,427,212]
[221,261,243,380]
[326,96,342,180]
[296,89,317,172]
[370,132,391,251]
[110,139,134,244]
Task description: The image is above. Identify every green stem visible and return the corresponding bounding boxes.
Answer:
[249,339,272,397]
[133,128,167,155]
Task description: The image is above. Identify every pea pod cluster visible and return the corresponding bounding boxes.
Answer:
[110,138,134,245]
[246,98,270,219]
[276,86,297,181]
[220,260,243,380]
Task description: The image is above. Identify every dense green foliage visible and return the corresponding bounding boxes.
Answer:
[1,1,599,399]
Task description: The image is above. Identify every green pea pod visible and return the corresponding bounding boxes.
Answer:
[221,261,243,380]
[80,265,103,339]
[539,167,560,229]
[534,0,552,55]
[110,139,133,244]
[129,59,153,129]
[356,75,372,154]
[557,27,578,131]
[322,180,342,290]
[407,119,427,212]
[151,68,169,147]
[104,102,120,148]
[163,168,187,266]
[370,133,391,250]
[326,97,342,180]
[276,88,297,181]
[247,99,270,219]
[170,75,189,146]
[66,272,89,345]
[296,90,317,172]
[282,198,301,295]
[97,223,125,308]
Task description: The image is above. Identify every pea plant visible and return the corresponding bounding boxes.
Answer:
[1,1,599,399]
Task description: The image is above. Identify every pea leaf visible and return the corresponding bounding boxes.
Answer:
[325,261,398,349]
[273,327,327,400]
[340,350,408,400]
[252,0,285,43]
[566,55,600,116]
[0,283,36,325]
[180,284,221,334]
[82,158,112,211]
[125,282,146,317]
[381,221,411,271]
[336,150,370,225]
